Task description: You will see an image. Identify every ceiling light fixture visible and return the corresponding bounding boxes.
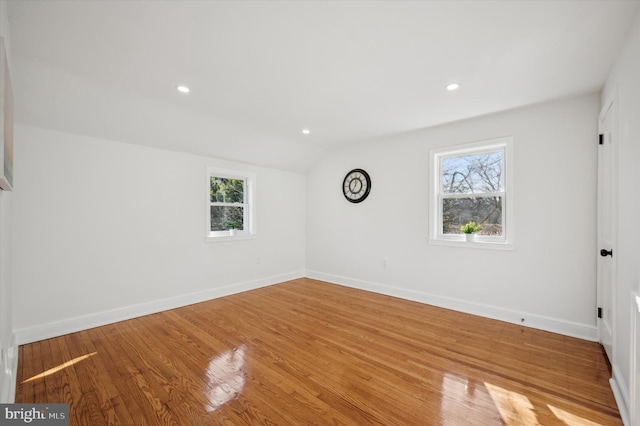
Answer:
[302,129,311,135]
[446,83,460,91]
[176,85,190,93]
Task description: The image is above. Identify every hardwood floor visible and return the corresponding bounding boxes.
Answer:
[16,278,620,425]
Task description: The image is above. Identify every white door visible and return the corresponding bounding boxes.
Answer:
[597,101,616,363]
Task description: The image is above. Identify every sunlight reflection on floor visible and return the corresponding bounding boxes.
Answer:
[485,382,540,425]
[204,345,247,413]
[440,372,502,424]
[22,352,97,383]
[485,381,605,426]
[548,404,603,426]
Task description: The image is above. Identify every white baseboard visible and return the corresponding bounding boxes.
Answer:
[612,364,631,426]
[14,271,304,345]
[306,270,598,341]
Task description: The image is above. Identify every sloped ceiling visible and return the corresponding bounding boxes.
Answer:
[7,0,640,172]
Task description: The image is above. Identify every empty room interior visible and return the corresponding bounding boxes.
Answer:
[1,0,640,424]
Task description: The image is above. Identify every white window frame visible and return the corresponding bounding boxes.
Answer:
[206,167,256,242]
[428,136,514,250]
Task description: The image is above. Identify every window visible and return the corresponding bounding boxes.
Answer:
[207,167,255,241]
[429,137,513,248]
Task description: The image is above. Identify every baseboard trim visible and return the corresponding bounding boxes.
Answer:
[14,271,304,345]
[611,364,630,426]
[306,270,598,341]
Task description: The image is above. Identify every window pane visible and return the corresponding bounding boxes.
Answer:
[442,151,502,194]
[210,177,245,203]
[442,196,502,236]
[210,206,244,231]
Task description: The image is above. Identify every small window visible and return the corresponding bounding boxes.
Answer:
[429,137,513,248]
[207,167,255,241]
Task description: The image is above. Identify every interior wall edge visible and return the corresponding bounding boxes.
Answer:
[13,270,304,346]
[631,291,640,425]
[0,344,17,403]
[305,270,598,342]
[610,369,630,426]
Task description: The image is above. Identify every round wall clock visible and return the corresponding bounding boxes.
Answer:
[342,169,371,203]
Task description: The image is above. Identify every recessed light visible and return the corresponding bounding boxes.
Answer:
[302,129,311,135]
[176,85,190,93]
[446,83,460,91]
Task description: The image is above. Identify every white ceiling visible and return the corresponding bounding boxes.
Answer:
[7,0,640,172]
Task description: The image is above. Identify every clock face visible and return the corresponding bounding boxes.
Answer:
[342,169,371,203]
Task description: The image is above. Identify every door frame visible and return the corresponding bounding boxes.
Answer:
[596,95,618,362]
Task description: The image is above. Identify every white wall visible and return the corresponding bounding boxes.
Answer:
[307,93,600,340]
[0,0,14,404]
[602,6,640,424]
[0,185,11,403]
[11,125,306,343]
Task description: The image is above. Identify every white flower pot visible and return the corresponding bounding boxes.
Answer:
[465,233,475,242]
[229,229,236,236]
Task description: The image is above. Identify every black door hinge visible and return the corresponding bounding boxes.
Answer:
[599,134,604,145]
[597,307,603,319]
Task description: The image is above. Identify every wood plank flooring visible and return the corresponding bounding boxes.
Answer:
[15,278,621,425]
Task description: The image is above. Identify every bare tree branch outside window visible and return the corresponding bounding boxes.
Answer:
[441,151,503,236]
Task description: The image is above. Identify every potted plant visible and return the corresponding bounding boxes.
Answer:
[227,221,241,236]
[460,221,482,242]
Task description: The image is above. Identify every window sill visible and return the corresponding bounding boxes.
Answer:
[206,234,256,243]
[428,238,515,251]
